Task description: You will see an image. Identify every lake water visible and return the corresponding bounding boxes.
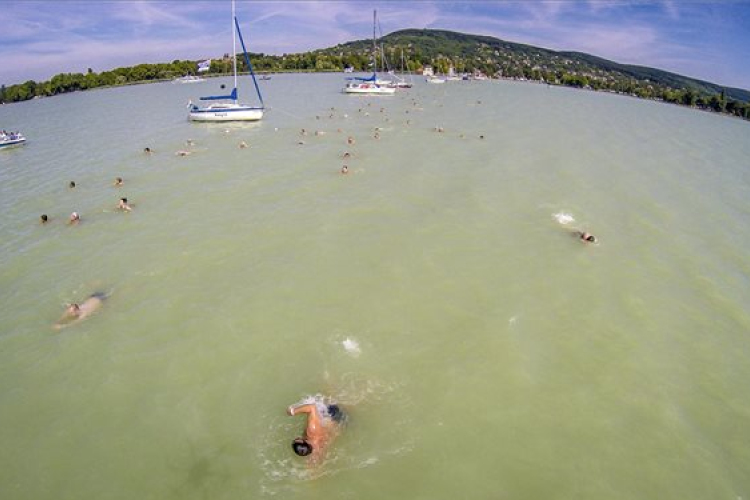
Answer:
[1,73,749,499]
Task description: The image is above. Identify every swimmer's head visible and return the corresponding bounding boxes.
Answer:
[67,304,81,316]
[580,232,596,243]
[292,438,313,457]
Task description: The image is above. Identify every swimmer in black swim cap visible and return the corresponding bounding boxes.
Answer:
[292,438,313,457]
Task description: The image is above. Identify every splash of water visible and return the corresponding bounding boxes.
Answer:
[553,212,575,225]
[342,337,361,357]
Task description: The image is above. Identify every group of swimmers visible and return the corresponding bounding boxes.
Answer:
[39,177,131,226]
[45,165,143,328]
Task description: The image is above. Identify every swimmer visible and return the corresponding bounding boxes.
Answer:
[239,141,248,149]
[114,177,123,186]
[68,212,80,224]
[342,152,351,159]
[186,139,195,146]
[117,197,132,212]
[577,231,597,243]
[347,136,355,145]
[143,147,153,154]
[341,165,349,175]
[40,214,48,224]
[69,181,76,189]
[175,150,192,156]
[288,399,345,465]
[54,292,107,330]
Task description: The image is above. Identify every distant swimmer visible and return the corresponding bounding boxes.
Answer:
[342,152,351,159]
[186,139,195,146]
[576,231,597,243]
[288,398,345,465]
[117,197,132,212]
[239,141,248,149]
[341,165,349,174]
[175,150,192,156]
[143,147,153,154]
[54,292,107,330]
[347,136,355,145]
[40,214,48,224]
[114,177,123,187]
[68,212,80,224]
[69,181,76,189]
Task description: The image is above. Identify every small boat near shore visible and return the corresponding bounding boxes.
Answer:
[0,131,26,148]
[173,75,205,84]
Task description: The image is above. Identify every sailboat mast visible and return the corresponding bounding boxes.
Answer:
[372,10,377,73]
[232,0,238,101]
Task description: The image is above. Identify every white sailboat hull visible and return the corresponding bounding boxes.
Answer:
[189,103,264,122]
[343,83,396,95]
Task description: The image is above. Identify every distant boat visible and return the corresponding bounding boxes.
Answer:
[391,49,414,88]
[446,66,462,82]
[173,75,205,84]
[188,0,265,122]
[0,131,26,148]
[426,76,446,84]
[259,75,272,81]
[343,10,395,95]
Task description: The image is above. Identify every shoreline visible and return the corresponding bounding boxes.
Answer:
[5,70,748,125]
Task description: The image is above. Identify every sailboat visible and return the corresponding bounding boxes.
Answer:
[391,49,413,88]
[343,10,395,95]
[188,0,265,122]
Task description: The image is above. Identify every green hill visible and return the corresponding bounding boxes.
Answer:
[325,28,749,103]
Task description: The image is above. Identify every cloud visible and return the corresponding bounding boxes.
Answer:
[1,1,747,89]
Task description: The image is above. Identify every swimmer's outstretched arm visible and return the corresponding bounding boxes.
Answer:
[288,403,315,416]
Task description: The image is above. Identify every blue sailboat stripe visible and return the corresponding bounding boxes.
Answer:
[190,106,263,113]
[199,88,238,101]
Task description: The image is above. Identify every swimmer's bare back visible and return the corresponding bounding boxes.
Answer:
[289,403,338,466]
[53,294,105,329]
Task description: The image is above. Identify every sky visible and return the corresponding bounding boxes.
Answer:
[1,0,749,90]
